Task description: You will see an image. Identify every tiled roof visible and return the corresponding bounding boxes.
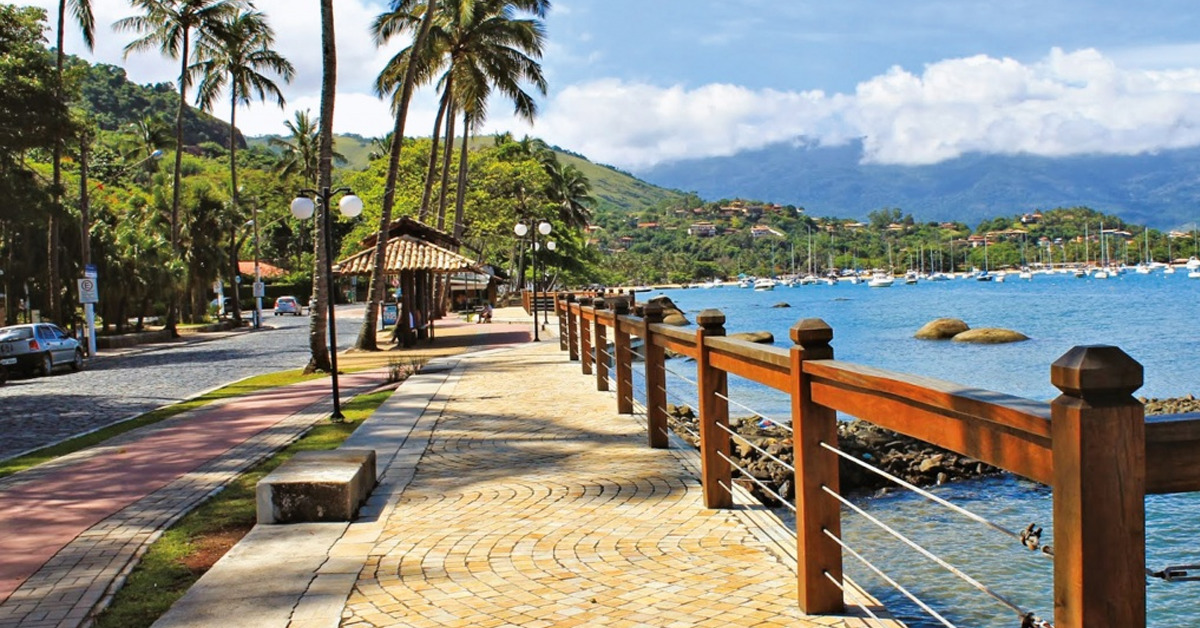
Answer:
[337,235,479,275]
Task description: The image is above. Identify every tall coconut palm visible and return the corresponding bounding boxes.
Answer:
[115,0,242,251]
[270,110,321,183]
[115,0,242,331]
[191,8,292,324]
[48,0,95,322]
[396,0,549,235]
[545,160,593,229]
[352,0,440,351]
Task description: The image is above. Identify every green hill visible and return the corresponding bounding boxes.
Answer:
[555,152,683,213]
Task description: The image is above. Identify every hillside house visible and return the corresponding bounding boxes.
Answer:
[689,222,717,237]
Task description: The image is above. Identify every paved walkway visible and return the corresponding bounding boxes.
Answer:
[156,338,896,627]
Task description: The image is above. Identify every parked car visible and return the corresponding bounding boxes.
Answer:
[0,323,85,376]
[273,296,305,316]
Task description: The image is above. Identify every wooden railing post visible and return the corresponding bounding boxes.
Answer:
[557,292,568,351]
[579,297,593,376]
[566,294,579,362]
[790,318,844,614]
[593,299,609,391]
[611,298,633,414]
[696,309,732,509]
[1050,345,1145,628]
[643,303,668,449]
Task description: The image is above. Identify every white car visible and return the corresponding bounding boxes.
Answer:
[273,296,305,316]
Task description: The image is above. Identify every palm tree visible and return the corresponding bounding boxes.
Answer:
[352,0,440,352]
[545,160,593,229]
[115,0,242,332]
[49,0,95,322]
[270,110,321,184]
[191,8,292,323]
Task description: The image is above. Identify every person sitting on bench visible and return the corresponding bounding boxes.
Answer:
[478,302,493,323]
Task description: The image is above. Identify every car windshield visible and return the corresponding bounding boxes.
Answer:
[0,327,33,341]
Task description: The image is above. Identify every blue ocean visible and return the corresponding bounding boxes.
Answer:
[631,271,1200,627]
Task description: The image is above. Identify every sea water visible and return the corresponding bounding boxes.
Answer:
[627,271,1200,627]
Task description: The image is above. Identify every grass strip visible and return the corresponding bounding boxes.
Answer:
[93,386,396,628]
[0,369,324,480]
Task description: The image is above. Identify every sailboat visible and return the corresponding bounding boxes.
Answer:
[977,235,993,281]
[1093,222,1111,279]
[870,239,895,287]
[1165,237,1176,274]
[1135,229,1153,274]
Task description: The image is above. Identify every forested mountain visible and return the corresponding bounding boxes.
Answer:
[638,140,1200,230]
[70,59,243,148]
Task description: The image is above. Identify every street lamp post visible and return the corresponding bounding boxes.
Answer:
[542,240,556,326]
[514,220,552,341]
[291,186,363,422]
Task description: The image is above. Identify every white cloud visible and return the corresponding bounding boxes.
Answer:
[533,48,1200,169]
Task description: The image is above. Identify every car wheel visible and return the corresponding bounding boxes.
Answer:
[40,352,53,376]
[71,349,84,372]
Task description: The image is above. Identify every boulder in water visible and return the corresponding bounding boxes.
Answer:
[915,318,969,340]
[730,331,774,344]
[952,327,1029,344]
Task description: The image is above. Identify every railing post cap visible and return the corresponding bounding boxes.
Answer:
[1051,345,1143,397]
[593,298,608,310]
[565,293,577,302]
[578,296,593,306]
[609,298,629,314]
[643,303,663,322]
[695,309,725,328]
[790,318,834,345]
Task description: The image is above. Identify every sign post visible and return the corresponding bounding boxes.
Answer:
[78,274,99,357]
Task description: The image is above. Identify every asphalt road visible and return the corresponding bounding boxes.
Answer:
[0,306,369,461]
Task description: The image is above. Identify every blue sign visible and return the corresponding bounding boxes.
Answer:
[84,264,98,278]
[382,303,398,327]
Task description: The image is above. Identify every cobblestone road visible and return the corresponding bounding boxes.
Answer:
[0,307,367,460]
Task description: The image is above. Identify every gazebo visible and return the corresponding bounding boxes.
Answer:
[337,217,486,346]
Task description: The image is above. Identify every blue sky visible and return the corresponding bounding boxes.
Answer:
[24,0,1200,170]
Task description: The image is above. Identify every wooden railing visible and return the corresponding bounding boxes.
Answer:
[553,293,1200,628]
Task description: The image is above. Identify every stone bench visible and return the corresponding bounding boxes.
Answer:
[255,449,377,524]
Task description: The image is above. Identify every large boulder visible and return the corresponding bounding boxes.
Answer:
[915,318,969,340]
[952,327,1029,344]
[730,331,774,344]
[648,294,689,326]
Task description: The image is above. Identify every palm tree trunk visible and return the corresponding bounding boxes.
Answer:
[164,30,190,334]
[452,112,470,240]
[308,0,336,372]
[418,89,450,224]
[435,102,456,231]
[229,90,242,322]
[353,0,438,351]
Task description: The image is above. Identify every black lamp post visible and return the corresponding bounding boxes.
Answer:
[291,186,363,421]
[542,239,556,326]
[515,220,551,341]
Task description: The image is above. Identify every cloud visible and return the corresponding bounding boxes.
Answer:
[533,48,1200,169]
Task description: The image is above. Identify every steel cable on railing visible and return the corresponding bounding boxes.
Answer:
[715,422,795,475]
[714,451,796,513]
[819,441,1051,558]
[822,485,1049,626]
[713,390,792,432]
[822,571,890,628]
[823,528,958,628]
[655,384,700,441]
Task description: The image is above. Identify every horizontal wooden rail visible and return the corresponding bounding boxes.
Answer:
[1146,413,1200,494]
[707,337,791,394]
[650,323,699,360]
[804,359,1054,484]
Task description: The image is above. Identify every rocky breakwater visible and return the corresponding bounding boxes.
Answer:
[646,295,689,326]
[664,404,1001,506]
[666,393,1200,507]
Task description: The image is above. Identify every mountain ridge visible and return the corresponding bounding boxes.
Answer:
[635,140,1200,229]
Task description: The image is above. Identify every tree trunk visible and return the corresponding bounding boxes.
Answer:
[418,90,450,224]
[164,30,191,337]
[452,111,470,240]
[353,0,438,352]
[435,103,456,231]
[306,0,338,373]
[229,91,242,322]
